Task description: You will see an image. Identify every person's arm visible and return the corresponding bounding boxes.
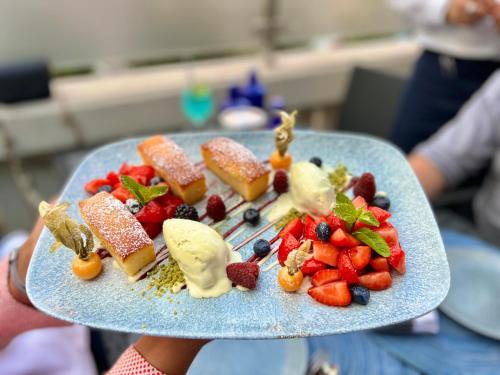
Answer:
[2,216,207,374]
[389,0,492,26]
[409,71,500,198]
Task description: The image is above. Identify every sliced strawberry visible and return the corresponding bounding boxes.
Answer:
[338,251,359,283]
[326,213,347,231]
[155,192,183,207]
[359,271,392,290]
[375,223,399,247]
[304,215,318,241]
[300,258,327,276]
[119,162,133,175]
[311,269,340,287]
[368,206,391,223]
[129,165,155,184]
[164,204,177,219]
[313,241,339,267]
[279,217,304,240]
[352,220,370,232]
[348,246,371,270]
[277,233,300,266]
[330,228,361,247]
[352,196,367,209]
[106,171,120,186]
[388,244,406,274]
[135,201,167,223]
[142,221,162,239]
[308,281,351,307]
[84,178,111,195]
[370,257,389,272]
[111,185,133,203]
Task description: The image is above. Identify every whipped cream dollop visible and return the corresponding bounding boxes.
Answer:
[268,162,335,221]
[163,219,239,298]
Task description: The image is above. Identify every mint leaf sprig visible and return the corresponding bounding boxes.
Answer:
[334,192,389,257]
[120,175,168,206]
[334,192,359,231]
[352,227,390,257]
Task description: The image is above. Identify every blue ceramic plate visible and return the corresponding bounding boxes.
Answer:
[440,247,500,340]
[27,131,449,339]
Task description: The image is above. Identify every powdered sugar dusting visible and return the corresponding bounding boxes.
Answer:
[202,137,269,182]
[80,192,153,259]
[141,136,204,187]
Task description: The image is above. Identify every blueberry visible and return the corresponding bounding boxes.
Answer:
[371,195,390,210]
[126,199,142,214]
[315,222,332,242]
[309,157,322,168]
[243,208,260,226]
[97,184,112,193]
[350,285,370,305]
[150,176,163,186]
[253,239,271,258]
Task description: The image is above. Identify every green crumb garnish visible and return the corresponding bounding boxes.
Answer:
[142,258,185,298]
[275,208,306,230]
[328,163,349,193]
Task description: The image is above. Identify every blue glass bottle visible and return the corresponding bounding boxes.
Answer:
[268,96,286,129]
[243,70,266,108]
[219,84,250,112]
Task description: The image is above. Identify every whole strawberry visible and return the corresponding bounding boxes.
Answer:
[206,195,226,221]
[226,262,260,289]
[273,170,289,194]
[353,172,376,203]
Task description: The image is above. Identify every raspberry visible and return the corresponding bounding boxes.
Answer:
[353,172,376,203]
[226,262,259,289]
[206,195,226,221]
[174,204,199,221]
[273,170,289,194]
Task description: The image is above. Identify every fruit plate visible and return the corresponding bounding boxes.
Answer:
[26,130,450,339]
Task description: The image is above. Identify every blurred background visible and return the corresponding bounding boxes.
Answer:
[0,0,413,232]
[2,1,500,374]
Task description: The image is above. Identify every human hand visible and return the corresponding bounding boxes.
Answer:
[135,336,210,375]
[447,0,494,25]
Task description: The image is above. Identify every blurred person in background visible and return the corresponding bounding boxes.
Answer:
[409,70,500,247]
[0,216,207,375]
[389,0,500,153]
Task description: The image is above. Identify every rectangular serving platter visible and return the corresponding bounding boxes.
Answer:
[27,130,450,339]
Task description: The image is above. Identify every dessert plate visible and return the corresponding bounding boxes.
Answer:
[440,247,500,340]
[27,131,450,339]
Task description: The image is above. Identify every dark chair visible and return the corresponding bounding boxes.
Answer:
[337,67,405,139]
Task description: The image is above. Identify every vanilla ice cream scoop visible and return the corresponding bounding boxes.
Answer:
[268,161,335,221]
[163,219,237,298]
[290,162,335,216]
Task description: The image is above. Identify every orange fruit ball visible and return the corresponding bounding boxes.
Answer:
[270,150,292,170]
[278,267,304,292]
[71,252,103,280]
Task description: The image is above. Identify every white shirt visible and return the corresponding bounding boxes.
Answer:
[390,0,500,60]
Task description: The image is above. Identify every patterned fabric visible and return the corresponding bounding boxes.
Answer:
[0,258,69,349]
[108,345,166,375]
